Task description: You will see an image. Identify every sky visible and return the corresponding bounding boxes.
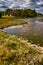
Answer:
[0,0,43,14]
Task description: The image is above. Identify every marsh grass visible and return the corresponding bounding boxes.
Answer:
[0,30,43,65]
[0,16,27,28]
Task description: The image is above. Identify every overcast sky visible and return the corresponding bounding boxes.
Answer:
[0,0,43,14]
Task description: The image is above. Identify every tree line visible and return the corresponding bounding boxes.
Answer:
[0,9,43,18]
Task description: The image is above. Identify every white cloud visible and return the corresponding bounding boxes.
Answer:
[37,1,43,5]
[0,0,43,13]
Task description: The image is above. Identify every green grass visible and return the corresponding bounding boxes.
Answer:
[0,30,43,65]
[0,16,27,28]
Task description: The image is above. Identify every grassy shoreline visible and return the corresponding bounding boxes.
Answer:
[39,19,43,22]
[0,30,43,65]
[0,17,43,65]
[0,17,27,29]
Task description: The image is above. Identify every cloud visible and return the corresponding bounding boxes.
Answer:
[0,0,43,13]
[37,1,43,5]
[9,0,37,10]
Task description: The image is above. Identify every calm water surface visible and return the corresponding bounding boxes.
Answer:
[3,17,43,46]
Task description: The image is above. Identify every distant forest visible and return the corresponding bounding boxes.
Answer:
[0,9,43,18]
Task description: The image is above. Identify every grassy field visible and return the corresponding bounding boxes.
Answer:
[0,30,43,65]
[0,16,27,28]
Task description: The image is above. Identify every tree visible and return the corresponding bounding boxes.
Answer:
[15,9,37,18]
[6,9,12,16]
[0,12,2,18]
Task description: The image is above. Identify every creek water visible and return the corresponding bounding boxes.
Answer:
[3,17,43,46]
